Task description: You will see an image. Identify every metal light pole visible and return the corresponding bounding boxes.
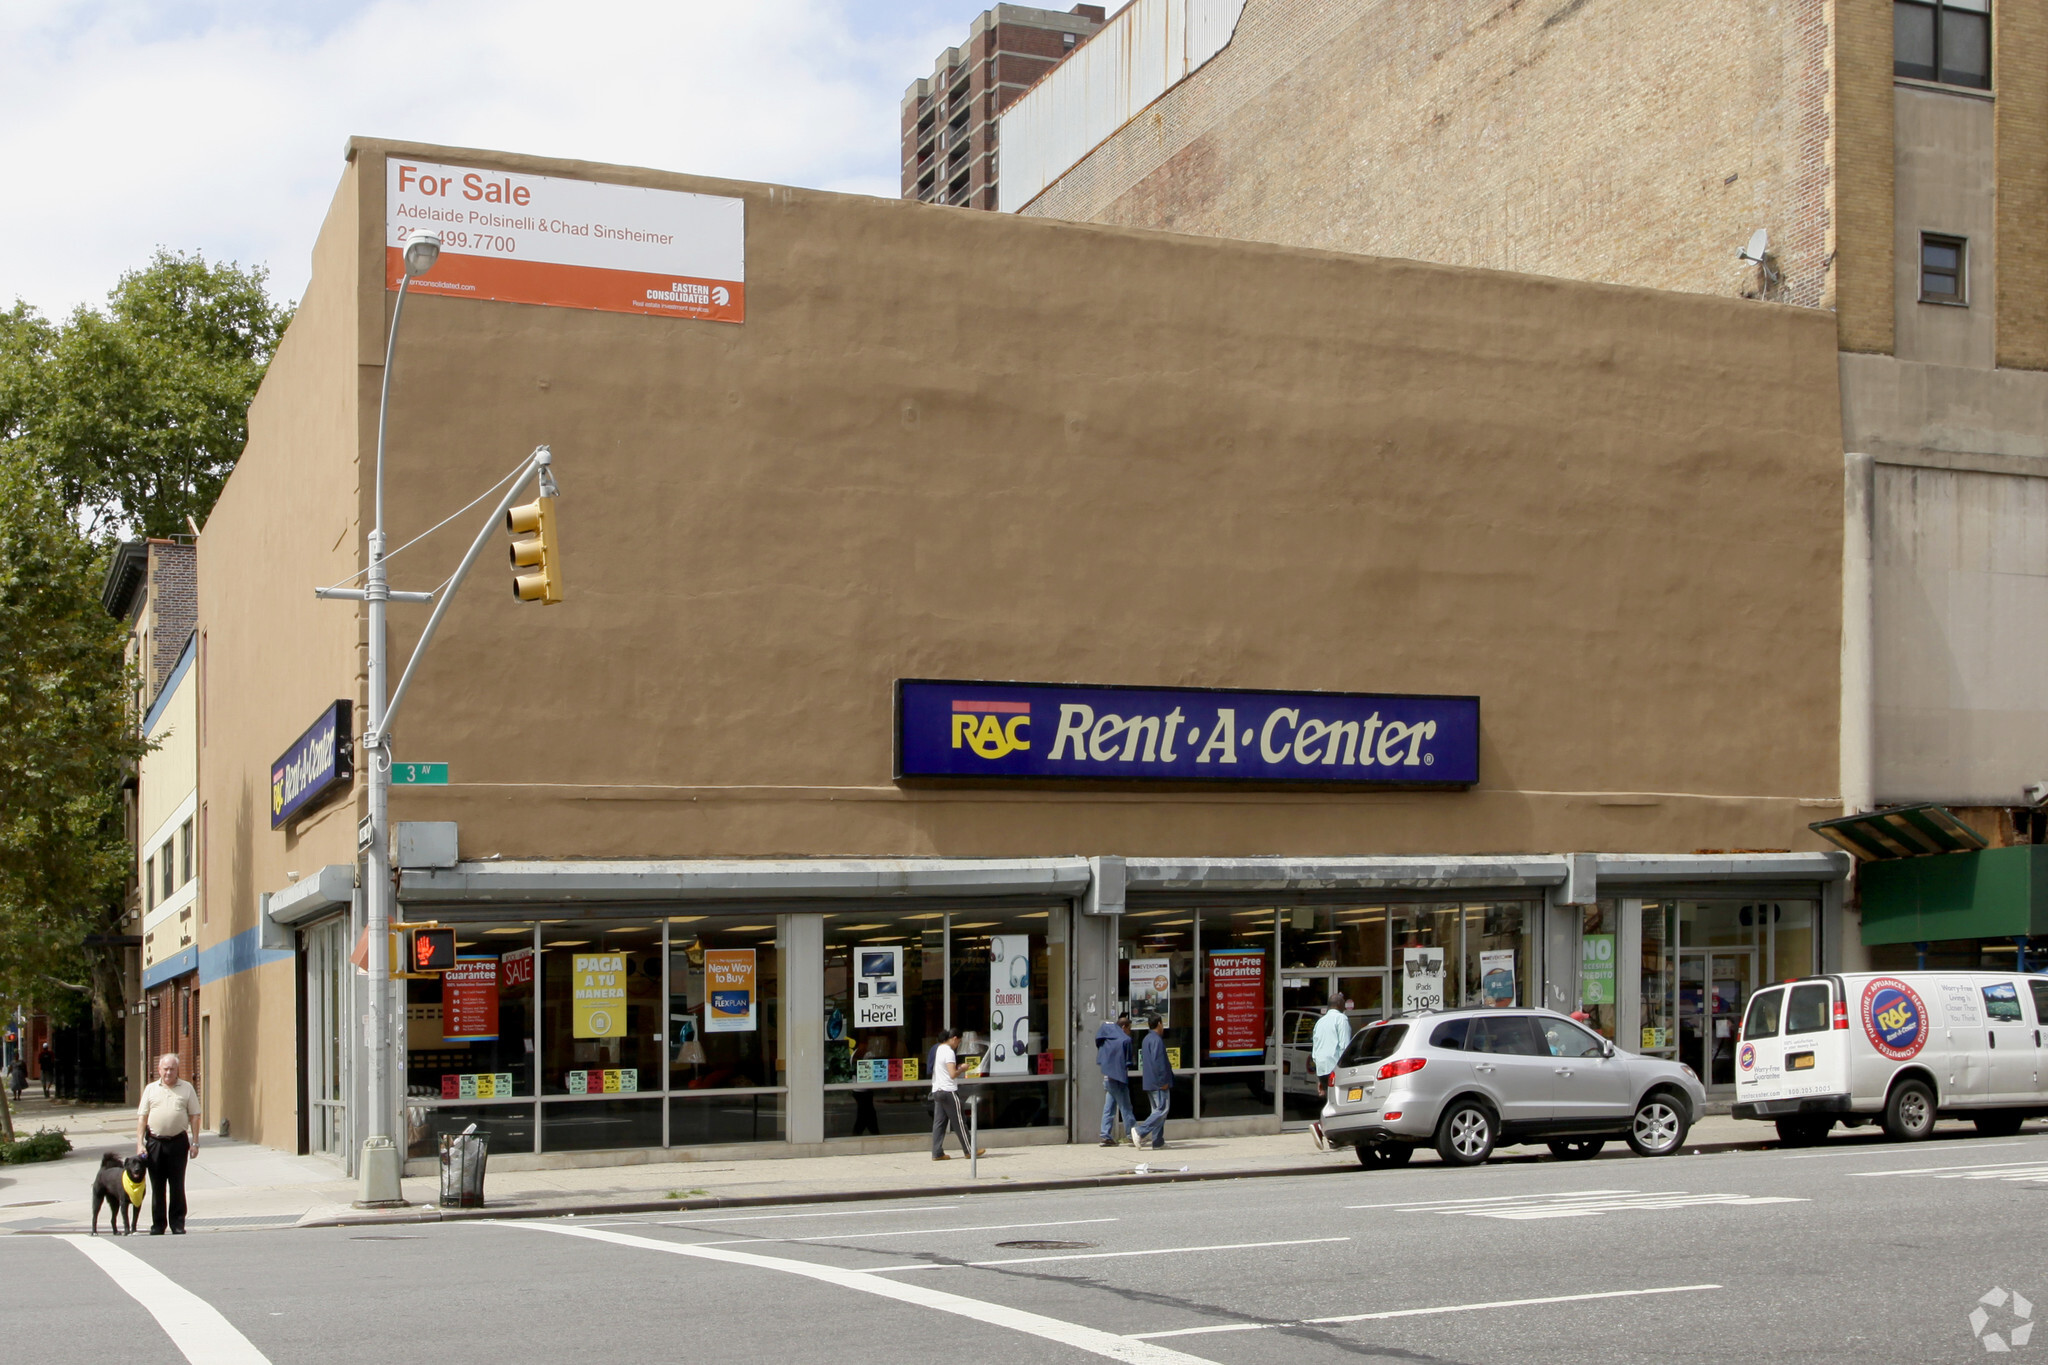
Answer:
[356,229,442,1206]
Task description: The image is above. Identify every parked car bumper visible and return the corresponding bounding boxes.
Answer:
[1730,1093,1852,1120]
[1320,1092,1436,1144]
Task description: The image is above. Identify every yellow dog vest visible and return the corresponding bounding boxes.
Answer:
[122,1172,145,1206]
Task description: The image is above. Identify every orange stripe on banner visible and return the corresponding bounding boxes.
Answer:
[953,701,1030,713]
[384,248,744,323]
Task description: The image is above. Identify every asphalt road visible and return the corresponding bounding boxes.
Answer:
[10,1128,2048,1364]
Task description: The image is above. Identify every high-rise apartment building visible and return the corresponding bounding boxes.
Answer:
[998,0,2048,979]
[900,4,1104,209]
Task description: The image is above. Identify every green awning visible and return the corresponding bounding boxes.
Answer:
[1809,803,1987,862]
[1859,845,2048,946]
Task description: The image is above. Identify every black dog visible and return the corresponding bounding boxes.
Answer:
[91,1152,148,1235]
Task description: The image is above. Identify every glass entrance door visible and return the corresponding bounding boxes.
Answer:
[304,917,350,1159]
[1678,949,1754,1091]
[1277,971,1388,1123]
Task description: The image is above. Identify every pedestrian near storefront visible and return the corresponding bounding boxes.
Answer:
[1132,1014,1172,1150]
[37,1044,54,1099]
[1311,996,1353,1098]
[1095,1013,1135,1146]
[7,1055,24,1103]
[928,1027,982,1161]
[136,1054,201,1235]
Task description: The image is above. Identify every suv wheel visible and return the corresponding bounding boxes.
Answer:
[1435,1101,1497,1166]
[1883,1079,1937,1141]
[1626,1093,1689,1156]
[1356,1142,1414,1170]
[1547,1138,1605,1161]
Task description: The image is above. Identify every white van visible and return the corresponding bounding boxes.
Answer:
[1731,971,2048,1144]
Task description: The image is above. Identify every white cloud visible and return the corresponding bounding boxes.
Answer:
[0,1,980,316]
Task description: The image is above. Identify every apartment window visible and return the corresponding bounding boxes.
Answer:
[1895,0,1991,89]
[180,818,193,886]
[144,855,156,911]
[1921,233,1968,303]
[161,845,175,901]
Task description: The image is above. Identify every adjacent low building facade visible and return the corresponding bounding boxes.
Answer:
[199,138,1851,1173]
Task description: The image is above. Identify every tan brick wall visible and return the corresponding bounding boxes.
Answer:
[1022,0,1837,309]
[1832,0,1896,354]
[1997,0,2048,369]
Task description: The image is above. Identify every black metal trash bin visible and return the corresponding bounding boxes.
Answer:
[439,1125,488,1208]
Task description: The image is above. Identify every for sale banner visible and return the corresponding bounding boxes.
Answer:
[706,949,757,1033]
[572,953,627,1038]
[1205,949,1267,1060]
[442,957,500,1041]
[988,935,1031,1075]
[386,158,745,323]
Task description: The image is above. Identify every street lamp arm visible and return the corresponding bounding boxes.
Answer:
[379,445,553,740]
[314,587,435,603]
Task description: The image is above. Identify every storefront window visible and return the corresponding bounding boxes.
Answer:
[1196,907,1274,1119]
[540,921,664,1098]
[823,909,944,1140]
[950,909,1067,1132]
[1120,909,1196,1121]
[1577,902,1618,1040]
[1640,900,1676,1056]
[1392,902,1461,1011]
[1462,902,1534,1012]
[404,922,537,1104]
[668,915,781,1092]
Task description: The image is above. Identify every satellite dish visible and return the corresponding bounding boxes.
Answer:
[1739,228,1769,264]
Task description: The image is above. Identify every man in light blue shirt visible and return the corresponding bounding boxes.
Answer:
[1310,996,1353,1096]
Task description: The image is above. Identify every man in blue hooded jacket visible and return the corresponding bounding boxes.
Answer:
[1095,1013,1134,1146]
[1132,1014,1174,1150]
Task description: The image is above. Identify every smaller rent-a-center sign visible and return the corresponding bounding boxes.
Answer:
[896,680,1478,785]
[386,157,744,323]
[271,700,354,829]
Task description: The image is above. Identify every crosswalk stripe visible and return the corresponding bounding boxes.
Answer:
[1350,1190,1806,1221]
[62,1236,272,1365]
[1128,1284,1724,1339]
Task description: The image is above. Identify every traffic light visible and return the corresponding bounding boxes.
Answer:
[506,495,562,604]
[410,927,457,973]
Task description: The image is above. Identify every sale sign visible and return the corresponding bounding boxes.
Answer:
[572,953,627,1038]
[705,949,757,1033]
[442,957,500,1042]
[386,157,745,323]
[500,947,534,990]
[1206,949,1267,1060]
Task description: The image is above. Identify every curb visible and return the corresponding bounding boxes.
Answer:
[292,1134,1781,1230]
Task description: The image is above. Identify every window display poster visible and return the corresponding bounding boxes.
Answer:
[442,956,500,1041]
[988,934,1032,1075]
[1401,946,1445,1013]
[1478,949,1517,1008]
[1130,956,1171,1023]
[1581,934,1616,1006]
[1206,949,1267,1059]
[572,953,627,1038]
[855,945,903,1029]
[500,946,534,989]
[706,948,757,1033]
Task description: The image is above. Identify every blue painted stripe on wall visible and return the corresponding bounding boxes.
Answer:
[198,925,293,986]
[143,945,198,989]
[143,632,197,737]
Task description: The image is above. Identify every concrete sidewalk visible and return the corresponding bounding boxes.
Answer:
[0,1103,1824,1235]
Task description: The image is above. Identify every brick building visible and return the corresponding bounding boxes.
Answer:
[900,4,1104,209]
[999,0,2048,976]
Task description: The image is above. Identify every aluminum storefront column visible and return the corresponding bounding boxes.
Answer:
[783,913,824,1145]
[1072,856,1124,1143]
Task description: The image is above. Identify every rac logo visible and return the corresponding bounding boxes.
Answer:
[951,700,1030,760]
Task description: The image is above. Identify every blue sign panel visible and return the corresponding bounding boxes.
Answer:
[270,701,354,829]
[896,680,1478,786]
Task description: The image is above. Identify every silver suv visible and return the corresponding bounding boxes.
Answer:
[1320,1008,1705,1168]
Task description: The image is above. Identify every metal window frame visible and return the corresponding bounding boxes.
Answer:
[1920,231,1970,305]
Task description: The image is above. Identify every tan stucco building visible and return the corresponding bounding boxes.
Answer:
[197,137,1849,1172]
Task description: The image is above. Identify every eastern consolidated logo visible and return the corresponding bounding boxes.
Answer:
[1738,1042,1755,1072]
[951,699,1031,760]
[1862,976,1929,1061]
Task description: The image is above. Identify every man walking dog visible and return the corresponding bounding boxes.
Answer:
[136,1053,200,1235]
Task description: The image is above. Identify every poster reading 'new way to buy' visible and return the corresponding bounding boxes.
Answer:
[386,158,744,322]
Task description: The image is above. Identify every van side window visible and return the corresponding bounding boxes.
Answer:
[1983,982,2024,1022]
[2030,980,2048,1026]
[1742,988,1783,1039]
[1784,984,1829,1035]
[1430,1018,1470,1050]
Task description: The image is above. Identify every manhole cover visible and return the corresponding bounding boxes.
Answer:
[349,1234,424,1241]
[995,1240,1096,1250]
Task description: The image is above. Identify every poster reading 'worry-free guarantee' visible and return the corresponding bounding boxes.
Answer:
[386,157,745,322]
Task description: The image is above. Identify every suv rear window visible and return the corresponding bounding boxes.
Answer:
[1742,988,1783,1039]
[1784,984,1830,1035]
[1339,1023,1408,1069]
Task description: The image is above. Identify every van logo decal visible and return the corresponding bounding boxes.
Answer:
[1738,1042,1755,1072]
[1862,977,1929,1061]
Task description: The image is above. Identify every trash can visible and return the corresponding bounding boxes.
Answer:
[439,1124,488,1208]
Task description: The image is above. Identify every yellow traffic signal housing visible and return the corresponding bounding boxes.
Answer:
[506,495,562,604]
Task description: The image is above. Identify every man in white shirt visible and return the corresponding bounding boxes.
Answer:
[928,1026,981,1161]
[136,1053,201,1235]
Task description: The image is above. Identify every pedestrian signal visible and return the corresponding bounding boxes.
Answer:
[506,495,562,605]
[410,927,457,973]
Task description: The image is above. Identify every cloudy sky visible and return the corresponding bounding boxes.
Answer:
[1,1,994,318]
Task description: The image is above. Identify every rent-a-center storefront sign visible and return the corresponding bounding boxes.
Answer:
[385,157,744,322]
[270,700,354,829]
[896,680,1478,786]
